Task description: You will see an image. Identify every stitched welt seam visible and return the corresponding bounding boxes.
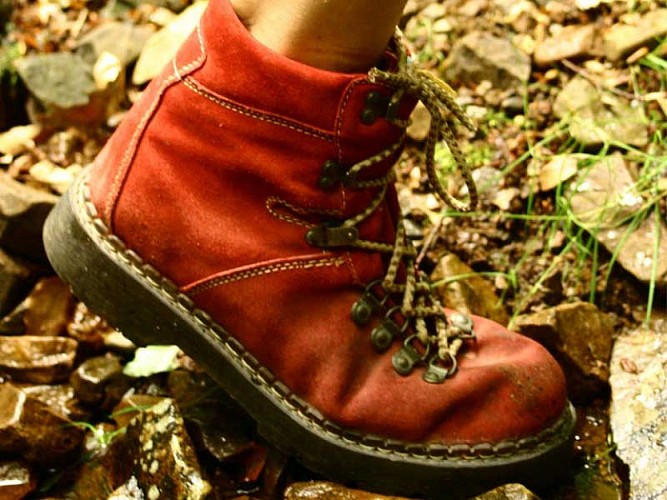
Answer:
[187,257,345,296]
[182,77,334,142]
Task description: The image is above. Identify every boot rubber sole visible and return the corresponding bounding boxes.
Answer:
[44,171,576,499]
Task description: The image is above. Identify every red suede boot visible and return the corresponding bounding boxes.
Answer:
[44,1,574,497]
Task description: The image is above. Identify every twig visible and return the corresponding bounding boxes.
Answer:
[416,216,444,267]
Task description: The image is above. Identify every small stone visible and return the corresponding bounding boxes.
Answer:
[133,1,208,85]
[406,101,431,142]
[420,3,446,19]
[77,22,153,68]
[553,76,648,147]
[472,483,540,499]
[0,460,36,500]
[22,276,73,337]
[603,9,667,61]
[0,173,58,263]
[538,154,581,191]
[534,24,596,65]
[0,383,84,464]
[285,481,411,499]
[0,249,36,319]
[112,394,166,428]
[70,354,125,406]
[610,323,667,500]
[0,124,41,157]
[0,335,78,384]
[66,302,109,354]
[445,32,531,90]
[513,302,613,403]
[29,159,82,195]
[433,253,510,327]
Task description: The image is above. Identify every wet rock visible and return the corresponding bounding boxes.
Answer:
[168,370,254,463]
[603,9,667,61]
[108,476,145,500]
[0,460,36,500]
[0,335,78,384]
[70,354,125,406]
[513,302,613,403]
[133,1,208,85]
[0,249,36,319]
[433,253,509,326]
[285,481,410,499]
[21,383,92,421]
[610,322,667,500]
[125,398,211,499]
[0,383,84,464]
[0,173,58,263]
[15,52,123,128]
[553,76,648,147]
[568,154,667,286]
[472,483,540,499]
[22,276,73,337]
[112,394,166,428]
[534,24,596,66]
[77,22,153,68]
[445,32,530,90]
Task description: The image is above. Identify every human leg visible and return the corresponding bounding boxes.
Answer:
[44,0,574,496]
[230,0,409,72]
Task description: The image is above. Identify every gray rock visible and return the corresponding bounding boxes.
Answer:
[568,154,667,286]
[534,24,596,65]
[77,22,153,67]
[513,302,613,403]
[604,9,667,61]
[0,173,58,263]
[14,53,95,109]
[609,322,667,500]
[445,32,531,90]
[554,76,648,147]
[0,335,78,384]
[0,383,84,464]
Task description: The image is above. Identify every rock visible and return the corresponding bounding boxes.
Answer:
[0,173,58,263]
[125,398,211,499]
[445,32,531,90]
[168,370,254,463]
[107,476,145,500]
[70,354,126,406]
[21,383,92,421]
[141,0,190,12]
[538,154,581,191]
[513,302,613,403]
[472,483,540,499]
[534,24,596,65]
[112,394,166,428]
[554,76,648,147]
[22,276,73,337]
[15,52,123,127]
[0,124,41,157]
[285,481,411,499]
[66,302,109,354]
[568,154,667,286]
[123,345,181,378]
[0,460,36,500]
[609,322,667,500]
[77,22,153,68]
[0,249,36,319]
[406,101,431,142]
[433,253,510,326]
[603,9,667,61]
[0,383,84,464]
[29,159,82,195]
[133,1,208,85]
[0,335,78,384]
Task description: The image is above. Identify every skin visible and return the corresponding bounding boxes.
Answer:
[229,0,410,72]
